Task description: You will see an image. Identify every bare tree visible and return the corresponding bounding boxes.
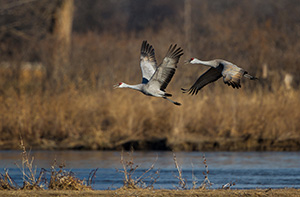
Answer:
[0,0,74,92]
[49,0,74,87]
[184,0,192,55]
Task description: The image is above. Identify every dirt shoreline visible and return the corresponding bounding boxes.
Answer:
[1,137,300,151]
[0,188,299,197]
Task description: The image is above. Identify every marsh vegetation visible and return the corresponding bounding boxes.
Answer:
[0,0,300,151]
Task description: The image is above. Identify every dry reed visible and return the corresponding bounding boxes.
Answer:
[199,154,213,189]
[117,149,159,189]
[0,171,17,190]
[48,162,91,191]
[0,1,300,151]
[0,140,93,191]
[173,152,187,189]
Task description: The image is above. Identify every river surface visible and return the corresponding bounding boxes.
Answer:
[0,151,299,190]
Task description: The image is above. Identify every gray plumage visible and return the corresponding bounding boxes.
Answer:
[114,40,183,105]
[182,58,257,95]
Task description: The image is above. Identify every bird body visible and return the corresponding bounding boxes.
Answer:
[182,58,257,95]
[114,41,183,105]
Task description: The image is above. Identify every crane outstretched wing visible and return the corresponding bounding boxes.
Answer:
[147,44,183,91]
[140,41,157,84]
[182,67,223,95]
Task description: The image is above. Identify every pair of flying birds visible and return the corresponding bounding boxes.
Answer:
[114,40,257,105]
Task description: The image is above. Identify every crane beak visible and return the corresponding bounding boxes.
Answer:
[113,84,119,89]
[184,60,190,64]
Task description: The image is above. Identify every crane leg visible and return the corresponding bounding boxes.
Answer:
[163,97,181,106]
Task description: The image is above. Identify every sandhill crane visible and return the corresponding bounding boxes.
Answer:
[182,58,257,95]
[114,40,184,105]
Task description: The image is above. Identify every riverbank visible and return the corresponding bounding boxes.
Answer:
[1,136,300,151]
[1,188,299,197]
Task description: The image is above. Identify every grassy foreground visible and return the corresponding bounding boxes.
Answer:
[1,143,299,196]
[0,188,299,197]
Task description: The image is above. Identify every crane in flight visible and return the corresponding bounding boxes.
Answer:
[114,40,183,105]
[182,58,257,95]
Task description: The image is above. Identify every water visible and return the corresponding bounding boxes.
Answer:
[0,151,299,190]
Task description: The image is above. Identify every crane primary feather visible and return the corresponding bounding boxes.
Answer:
[114,41,183,105]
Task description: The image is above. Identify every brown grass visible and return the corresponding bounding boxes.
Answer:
[117,149,159,189]
[1,188,300,197]
[173,153,187,189]
[0,140,92,191]
[15,139,44,190]
[48,163,91,191]
[0,1,300,151]
[0,74,299,151]
[0,171,16,190]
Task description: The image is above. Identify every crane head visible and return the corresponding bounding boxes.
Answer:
[184,58,194,64]
[113,82,124,89]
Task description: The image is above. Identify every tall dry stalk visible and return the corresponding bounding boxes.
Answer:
[14,138,45,190]
[173,153,187,189]
[199,154,213,189]
[117,149,159,189]
[0,170,18,190]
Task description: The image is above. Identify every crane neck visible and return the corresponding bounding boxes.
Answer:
[121,83,143,91]
[192,58,218,68]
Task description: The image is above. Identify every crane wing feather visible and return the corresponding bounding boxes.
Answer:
[222,67,244,89]
[147,44,183,91]
[182,67,223,95]
[140,41,157,84]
